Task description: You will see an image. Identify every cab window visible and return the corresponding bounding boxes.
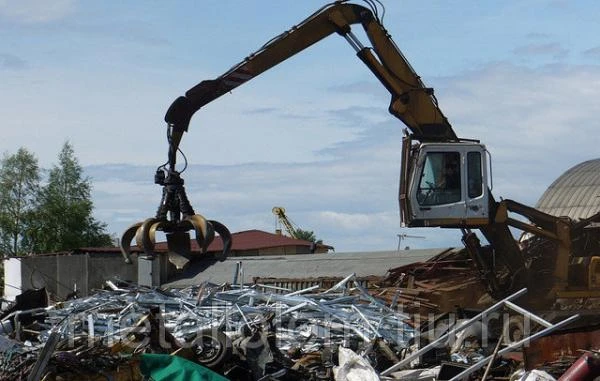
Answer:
[467,152,483,198]
[417,152,461,205]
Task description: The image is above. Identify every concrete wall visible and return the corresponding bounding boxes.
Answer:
[20,256,58,296]
[87,252,137,291]
[55,254,86,298]
[4,253,138,301]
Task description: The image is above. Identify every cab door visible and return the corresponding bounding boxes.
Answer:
[410,147,465,224]
[464,150,489,223]
[404,143,489,227]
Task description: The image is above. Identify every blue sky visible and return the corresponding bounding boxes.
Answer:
[2,0,600,252]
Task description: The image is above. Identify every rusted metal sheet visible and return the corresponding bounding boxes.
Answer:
[523,326,600,370]
[252,275,379,292]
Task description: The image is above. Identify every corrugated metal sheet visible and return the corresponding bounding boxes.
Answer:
[163,248,450,288]
[536,159,600,221]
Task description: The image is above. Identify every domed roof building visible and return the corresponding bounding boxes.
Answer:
[524,159,600,304]
[535,159,600,221]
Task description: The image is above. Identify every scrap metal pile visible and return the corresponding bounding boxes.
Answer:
[376,248,490,320]
[0,278,412,380]
[0,277,598,380]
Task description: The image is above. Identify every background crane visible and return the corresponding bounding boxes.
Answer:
[272,206,301,239]
[397,232,426,251]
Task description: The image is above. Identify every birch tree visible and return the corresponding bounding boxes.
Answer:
[0,148,40,256]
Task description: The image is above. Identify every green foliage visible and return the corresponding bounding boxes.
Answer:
[294,228,317,243]
[29,142,112,253]
[0,142,113,255]
[0,148,40,256]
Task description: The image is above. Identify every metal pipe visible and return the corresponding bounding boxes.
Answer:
[285,285,319,296]
[558,353,600,380]
[481,333,503,380]
[504,300,552,328]
[352,305,379,338]
[255,283,292,292]
[448,314,579,381]
[324,273,356,293]
[279,302,309,316]
[232,262,240,285]
[380,288,527,376]
[87,314,95,347]
[342,31,364,53]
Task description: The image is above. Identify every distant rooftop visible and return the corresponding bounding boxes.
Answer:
[536,158,600,220]
[59,229,332,256]
[150,229,333,253]
[164,248,454,288]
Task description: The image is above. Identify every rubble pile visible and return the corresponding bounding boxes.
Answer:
[0,278,414,380]
[378,249,491,317]
[0,276,598,380]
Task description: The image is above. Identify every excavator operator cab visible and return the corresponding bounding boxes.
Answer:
[400,137,490,228]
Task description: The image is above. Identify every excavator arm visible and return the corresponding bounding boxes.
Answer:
[164,0,457,156]
[153,0,600,305]
[121,0,458,267]
[118,0,571,306]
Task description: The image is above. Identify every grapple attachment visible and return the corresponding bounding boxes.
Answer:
[121,99,232,267]
[119,169,232,269]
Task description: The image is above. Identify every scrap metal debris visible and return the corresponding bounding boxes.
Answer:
[0,276,412,380]
[0,276,598,380]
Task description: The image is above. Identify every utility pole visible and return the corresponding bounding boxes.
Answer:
[397,233,425,251]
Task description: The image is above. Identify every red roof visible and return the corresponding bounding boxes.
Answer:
[152,229,331,253]
[209,229,314,251]
[71,230,331,254]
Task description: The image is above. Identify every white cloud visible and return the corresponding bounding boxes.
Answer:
[512,43,568,59]
[3,1,600,255]
[86,61,600,252]
[325,62,598,175]
[436,63,600,192]
[0,0,76,23]
[317,211,396,232]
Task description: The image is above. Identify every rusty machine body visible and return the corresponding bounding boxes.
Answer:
[119,0,600,307]
[399,126,600,304]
